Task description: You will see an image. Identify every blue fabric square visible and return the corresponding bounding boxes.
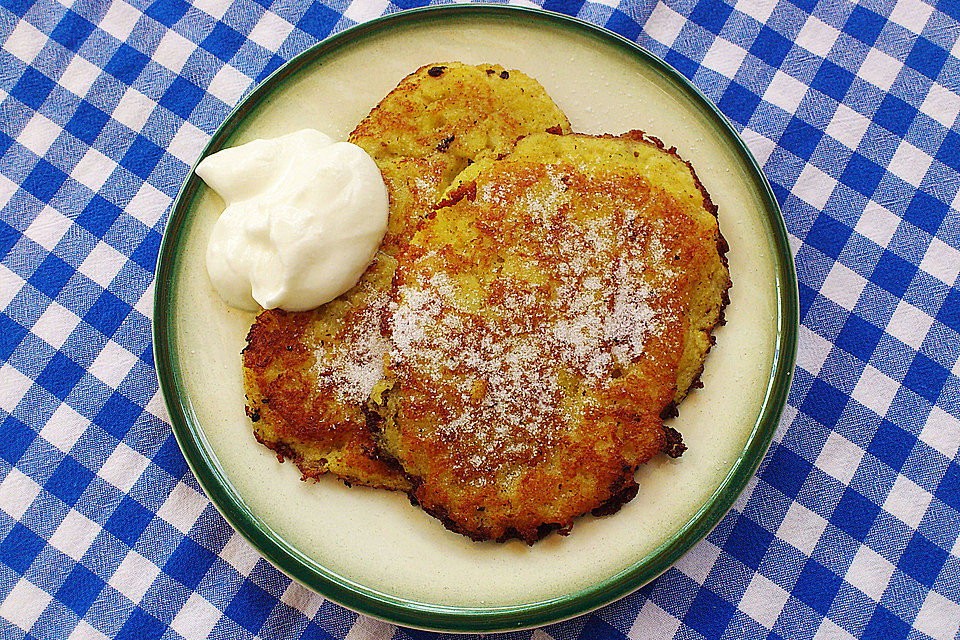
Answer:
[935,129,960,173]
[578,614,628,640]
[936,462,960,513]
[904,190,948,236]
[96,391,141,439]
[750,25,792,68]
[46,456,94,506]
[86,290,130,337]
[143,0,189,27]
[780,116,822,159]
[688,0,732,35]
[867,420,914,472]
[806,213,851,258]
[863,604,910,640]
[49,10,96,50]
[153,434,188,479]
[201,22,245,62]
[104,44,150,84]
[902,352,949,403]
[0,313,27,361]
[300,622,338,640]
[104,495,152,547]
[835,314,881,362]
[77,195,123,238]
[719,81,760,125]
[115,609,165,640]
[225,580,274,634]
[801,379,847,428]
[871,250,916,297]
[832,487,879,541]
[811,60,853,102]
[21,158,68,203]
[257,54,285,82]
[0,522,45,573]
[0,219,19,261]
[844,5,884,46]
[56,563,104,616]
[159,77,203,120]
[905,37,948,80]
[10,68,56,110]
[28,253,73,300]
[297,3,338,40]
[685,587,735,638]
[664,50,698,80]
[606,10,640,41]
[724,516,772,570]
[793,559,840,615]
[164,536,216,590]
[130,230,161,272]
[36,352,85,400]
[840,152,884,197]
[0,0,32,17]
[0,416,34,465]
[939,288,960,332]
[121,136,163,180]
[899,532,947,587]
[65,102,109,145]
[874,94,913,138]
[761,446,812,498]
[392,0,431,9]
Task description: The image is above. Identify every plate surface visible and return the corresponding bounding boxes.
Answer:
[154,5,797,632]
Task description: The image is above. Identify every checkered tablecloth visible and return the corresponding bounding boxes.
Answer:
[1,0,958,638]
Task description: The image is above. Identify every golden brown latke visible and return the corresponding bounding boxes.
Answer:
[373,131,730,542]
[241,63,571,490]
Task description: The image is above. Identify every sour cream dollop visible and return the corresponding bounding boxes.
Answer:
[196,129,388,312]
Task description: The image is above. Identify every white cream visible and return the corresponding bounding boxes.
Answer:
[197,129,388,312]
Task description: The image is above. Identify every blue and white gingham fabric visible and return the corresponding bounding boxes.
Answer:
[1,0,958,638]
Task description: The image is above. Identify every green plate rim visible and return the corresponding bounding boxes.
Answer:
[153,4,798,633]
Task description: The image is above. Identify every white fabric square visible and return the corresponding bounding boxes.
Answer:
[281,580,324,619]
[675,539,721,584]
[819,262,867,312]
[0,578,50,632]
[0,468,42,520]
[764,70,808,113]
[920,406,960,459]
[915,589,960,640]
[69,620,110,640]
[171,593,221,640]
[921,83,960,129]
[40,403,87,453]
[248,11,295,50]
[889,0,934,34]
[740,127,776,166]
[72,148,117,192]
[31,301,79,350]
[813,617,856,640]
[629,600,680,639]
[739,573,789,629]
[858,47,902,92]
[49,510,101,561]
[193,0,230,20]
[220,532,260,576]
[89,340,137,389]
[920,237,960,287]
[794,163,837,211]
[888,140,932,188]
[854,201,899,249]
[735,0,776,23]
[98,442,150,493]
[344,616,396,640]
[157,483,208,535]
[4,20,46,64]
[145,388,169,423]
[886,299,933,350]
[153,30,194,74]
[166,122,208,168]
[112,88,155,133]
[0,364,34,413]
[108,549,159,603]
[795,16,839,58]
[777,502,827,556]
[845,545,894,601]
[207,64,251,106]
[0,263,25,311]
[0,173,17,210]
[816,432,863,485]
[24,206,72,252]
[59,54,102,99]
[100,1,141,41]
[702,39,747,79]
[797,325,833,376]
[644,3,686,48]
[134,281,153,318]
[20,113,61,157]
[344,0,391,23]
[883,474,932,529]
[825,104,870,152]
[852,365,899,417]
[79,241,127,289]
